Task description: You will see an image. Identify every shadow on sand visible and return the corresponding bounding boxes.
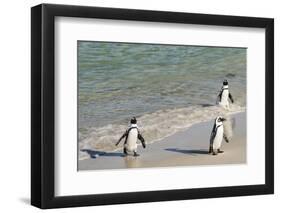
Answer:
[165,148,209,156]
[81,149,125,159]
[199,103,215,107]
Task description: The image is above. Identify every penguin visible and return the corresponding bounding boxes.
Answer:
[216,79,234,110]
[115,117,146,157]
[209,116,228,155]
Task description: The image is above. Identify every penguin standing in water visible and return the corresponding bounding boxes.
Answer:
[115,117,146,157]
[216,79,234,109]
[209,116,229,155]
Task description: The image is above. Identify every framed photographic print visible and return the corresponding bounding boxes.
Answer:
[31,4,274,209]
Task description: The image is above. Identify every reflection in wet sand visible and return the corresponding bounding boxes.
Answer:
[124,156,142,168]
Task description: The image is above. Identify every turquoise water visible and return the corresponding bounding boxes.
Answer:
[78,41,246,157]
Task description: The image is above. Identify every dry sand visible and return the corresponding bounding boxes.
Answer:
[78,112,246,171]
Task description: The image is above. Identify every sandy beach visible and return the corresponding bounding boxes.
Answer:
[79,112,246,171]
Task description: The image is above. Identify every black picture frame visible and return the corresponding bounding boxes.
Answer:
[31,3,274,209]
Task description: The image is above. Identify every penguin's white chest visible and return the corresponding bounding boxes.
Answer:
[125,129,138,152]
[220,90,229,106]
[213,125,224,150]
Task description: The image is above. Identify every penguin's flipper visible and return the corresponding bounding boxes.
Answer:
[116,130,129,146]
[210,122,216,143]
[138,132,146,148]
[216,90,222,104]
[209,124,216,154]
[229,93,234,103]
[223,134,229,143]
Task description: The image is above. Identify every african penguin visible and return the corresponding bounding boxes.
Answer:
[115,117,146,157]
[216,79,234,110]
[209,116,228,155]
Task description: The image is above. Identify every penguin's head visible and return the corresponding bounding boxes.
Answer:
[216,116,226,125]
[130,117,137,124]
[223,79,228,86]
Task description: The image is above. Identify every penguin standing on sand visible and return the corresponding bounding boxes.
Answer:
[216,79,234,109]
[115,117,146,156]
[209,116,229,155]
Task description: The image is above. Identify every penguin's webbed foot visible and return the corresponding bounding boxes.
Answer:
[133,152,140,157]
[212,152,217,155]
[218,149,224,153]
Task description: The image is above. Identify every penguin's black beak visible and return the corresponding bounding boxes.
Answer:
[220,118,226,122]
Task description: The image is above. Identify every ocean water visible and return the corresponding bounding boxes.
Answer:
[78,41,246,159]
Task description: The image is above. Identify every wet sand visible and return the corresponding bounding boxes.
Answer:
[78,112,246,171]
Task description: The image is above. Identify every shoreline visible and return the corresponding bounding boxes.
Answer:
[79,111,246,171]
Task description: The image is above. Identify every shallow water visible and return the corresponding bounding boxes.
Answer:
[78,41,246,159]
